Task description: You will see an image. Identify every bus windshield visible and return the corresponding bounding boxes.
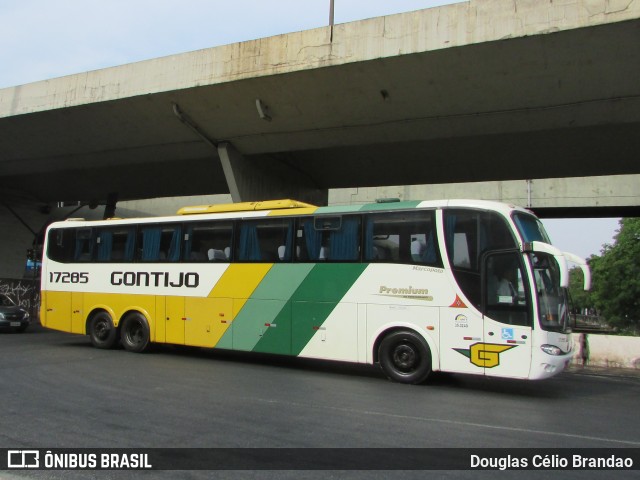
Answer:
[512,212,551,244]
[530,252,570,332]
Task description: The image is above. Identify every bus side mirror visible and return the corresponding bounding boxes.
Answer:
[522,241,569,288]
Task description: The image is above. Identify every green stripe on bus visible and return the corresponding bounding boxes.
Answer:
[289,263,367,355]
[251,263,366,355]
[231,263,367,356]
[314,205,365,214]
[314,201,421,215]
[359,200,421,211]
[224,264,314,353]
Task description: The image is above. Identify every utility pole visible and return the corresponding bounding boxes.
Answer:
[329,0,335,42]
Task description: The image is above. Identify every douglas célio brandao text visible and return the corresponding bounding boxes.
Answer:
[470,453,634,470]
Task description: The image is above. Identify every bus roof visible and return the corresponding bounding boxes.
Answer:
[47,199,532,230]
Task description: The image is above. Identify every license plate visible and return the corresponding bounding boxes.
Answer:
[10,322,20,327]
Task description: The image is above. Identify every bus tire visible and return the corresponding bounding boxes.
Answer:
[120,313,150,353]
[378,330,432,384]
[88,311,119,349]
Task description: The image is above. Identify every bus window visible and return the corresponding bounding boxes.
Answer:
[444,210,518,309]
[297,216,360,262]
[328,216,360,261]
[74,228,95,262]
[138,224,182,262]
[46,228,75,263]
[236,219,293,262]
[184,222,233,262]
[96,227,136,262]
[513,212,551,243]
[483,251,530,326]
[363,211,441,267]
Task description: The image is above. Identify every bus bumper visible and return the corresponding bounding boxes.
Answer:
[529,350,573,380]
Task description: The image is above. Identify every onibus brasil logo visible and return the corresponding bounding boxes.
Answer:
[454,343,516,368]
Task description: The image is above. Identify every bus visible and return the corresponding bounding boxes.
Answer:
[40,198,590,384]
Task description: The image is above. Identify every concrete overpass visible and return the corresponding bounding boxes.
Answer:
[0,0,638,211]
[1,0,639,278]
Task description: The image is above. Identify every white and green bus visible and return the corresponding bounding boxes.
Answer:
[40,198,590,383]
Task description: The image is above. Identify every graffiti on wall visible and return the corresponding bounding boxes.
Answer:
[0,279,40,313]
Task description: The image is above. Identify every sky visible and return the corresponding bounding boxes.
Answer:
[0,0,621,259]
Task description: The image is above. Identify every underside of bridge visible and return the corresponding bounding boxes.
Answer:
[1,1,639,213]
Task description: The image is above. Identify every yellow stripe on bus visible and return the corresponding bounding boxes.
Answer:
[208,263,273,315]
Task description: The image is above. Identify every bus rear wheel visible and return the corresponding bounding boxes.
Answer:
[378,330,432,384]
[120,313,150,353]
[88,311,118,349]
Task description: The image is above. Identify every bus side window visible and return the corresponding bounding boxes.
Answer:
[137,225,182,262]
[294,216,361,262]
[364,211,441,267]
[184,222,233,262]
[74,228,95,262]
[236,219,293,262]
[328,216,360,261]
[47,228,75,263]
[297,219,323,261]
[96,227,136,262]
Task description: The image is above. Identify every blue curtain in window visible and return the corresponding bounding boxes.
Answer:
[74,238,82,260]
[283,222,293,261]
[97,231,113,261]
[239,224,261,261]
[123,229,136,261]
[167,227,182,262]
[142,227,161,261]
[303,220,322,261]
[330,217,359,261]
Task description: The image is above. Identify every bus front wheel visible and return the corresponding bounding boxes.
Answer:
[378,330,432,384]
[120,313,150,353]
[88,311,118,349]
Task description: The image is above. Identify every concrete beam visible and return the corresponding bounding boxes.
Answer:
[217,142,327,205]
[2,0,637,118]
[329,174,640,217]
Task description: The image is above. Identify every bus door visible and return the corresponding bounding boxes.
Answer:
[441,210,532,378]
[481,251,533,379]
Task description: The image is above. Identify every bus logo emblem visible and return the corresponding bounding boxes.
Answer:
[454,343,516,368]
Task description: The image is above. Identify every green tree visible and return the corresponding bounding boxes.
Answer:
[568,264,594,314]
[589,218,640,331]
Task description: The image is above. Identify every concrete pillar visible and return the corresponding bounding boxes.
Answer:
[217,142,328,206]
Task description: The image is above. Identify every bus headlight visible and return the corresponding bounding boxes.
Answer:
[540,344,562,356]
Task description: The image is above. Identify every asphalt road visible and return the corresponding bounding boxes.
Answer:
[1,325,638,480]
